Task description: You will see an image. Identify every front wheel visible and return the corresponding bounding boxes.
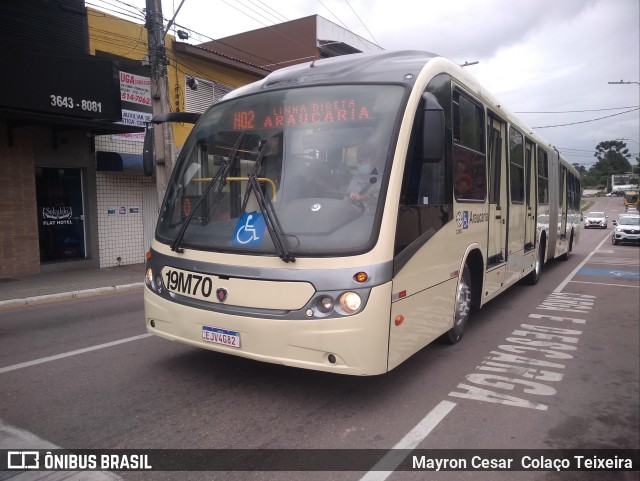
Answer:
[446,264,472,344]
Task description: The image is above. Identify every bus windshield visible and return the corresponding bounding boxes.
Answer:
[624,191,638,205]
[156,84,405,258]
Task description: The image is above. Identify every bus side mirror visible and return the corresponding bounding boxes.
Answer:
[422,92,444,163]
[143,126,155,177]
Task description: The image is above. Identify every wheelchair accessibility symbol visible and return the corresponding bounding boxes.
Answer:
[232,213,266,247]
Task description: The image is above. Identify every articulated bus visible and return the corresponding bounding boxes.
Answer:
[144,50,581,375]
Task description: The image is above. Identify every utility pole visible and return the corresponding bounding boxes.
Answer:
[146,0,175,206]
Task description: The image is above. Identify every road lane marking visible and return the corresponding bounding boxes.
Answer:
[568,280,640,288]
[553,234,611,293]
[0,334,152,374]
[359,400,456,481]
[359,239,617,479]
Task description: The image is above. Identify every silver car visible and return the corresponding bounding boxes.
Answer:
[612,215,640,245]
[584,211,608,229]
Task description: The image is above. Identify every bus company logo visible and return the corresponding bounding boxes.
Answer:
[469,211,489,224]
[216,288,228,302]
[457,211,489,232]
[7,451,39,469]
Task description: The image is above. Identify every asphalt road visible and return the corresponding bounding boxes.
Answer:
[1,198,638,481]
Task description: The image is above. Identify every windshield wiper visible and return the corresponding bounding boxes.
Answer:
[170,133,245,253]
[242,141,295,263]
[247,173,295,263]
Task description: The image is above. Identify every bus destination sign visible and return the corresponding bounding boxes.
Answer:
[232,99,371,130]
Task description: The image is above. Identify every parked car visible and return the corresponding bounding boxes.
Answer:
[584,211,608,229]
[612,215,640,245]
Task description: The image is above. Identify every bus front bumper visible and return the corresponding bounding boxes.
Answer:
[144,283,392,376]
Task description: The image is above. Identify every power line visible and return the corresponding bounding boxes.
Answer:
[533,108,640,129]
[317,0,351,31]
[242,0,290,24]
[557,147,595,152]
[85,0,144,21]
[316,0,379,52]
[219,0,280,29]
[517,105,639,114]
[344,0,379,45]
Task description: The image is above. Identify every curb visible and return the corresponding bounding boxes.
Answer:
[0,283,144,309]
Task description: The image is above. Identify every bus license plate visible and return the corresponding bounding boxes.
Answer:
[202,326,240,348]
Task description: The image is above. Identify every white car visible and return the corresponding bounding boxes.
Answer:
[612,215,640,245]
[584,211,608,229]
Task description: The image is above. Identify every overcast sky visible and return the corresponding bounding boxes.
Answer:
[92,0,639,169]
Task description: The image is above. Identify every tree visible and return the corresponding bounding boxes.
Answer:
[583,140,633,189]
[593,140,632,172]
[572,163,586,174]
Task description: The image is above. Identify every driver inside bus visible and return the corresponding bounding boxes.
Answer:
[347,143,381,203]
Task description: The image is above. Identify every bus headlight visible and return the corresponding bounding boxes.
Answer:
[339,291,362,313]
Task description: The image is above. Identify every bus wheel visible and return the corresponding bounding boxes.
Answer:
[524,246,543,285]
[447,265,472,344]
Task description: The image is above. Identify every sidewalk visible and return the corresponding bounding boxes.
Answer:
[0,263,146,309]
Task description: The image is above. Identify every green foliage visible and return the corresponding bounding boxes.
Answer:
[581,140,633,188]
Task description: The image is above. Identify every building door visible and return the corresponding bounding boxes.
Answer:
[36,167,86,262]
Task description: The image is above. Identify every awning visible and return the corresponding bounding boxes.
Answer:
[96,151,144,173]
[0,108,145,136]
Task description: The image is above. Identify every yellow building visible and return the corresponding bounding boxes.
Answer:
[87,7,268,148]
[86,8,269,268]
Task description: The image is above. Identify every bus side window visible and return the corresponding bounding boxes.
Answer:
[453,91,486,201]
[395,88,452,257]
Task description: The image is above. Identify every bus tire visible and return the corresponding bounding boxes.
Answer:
[524,244,544,285]
[446,264,472,344]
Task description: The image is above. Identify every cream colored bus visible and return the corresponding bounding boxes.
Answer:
[144,50,581,375]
